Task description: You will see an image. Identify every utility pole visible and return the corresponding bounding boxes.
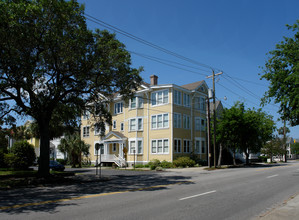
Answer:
[207,98,211,168]
[207,70,223,168]
[284,119,287,163]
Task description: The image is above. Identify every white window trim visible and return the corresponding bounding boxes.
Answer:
[151,113,169,130]
[195,117,201,131]
[113,120,117,130]
[83,126,90,137]
[120,122,124,131]
[183,93,191,108]
[174,138,182,153]
[174,113,181,128]
[83,110,90,120]
[128,138,143,155]
[151,89,169,107]
[183,114,191,130]
[129,117,143,132]
[183,139,191,153]
[195,137,206,154]
[151,138,169,154]
[114,102,123,114]
[173,90,182,106]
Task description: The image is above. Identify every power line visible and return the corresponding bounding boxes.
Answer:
[85,14,222,72]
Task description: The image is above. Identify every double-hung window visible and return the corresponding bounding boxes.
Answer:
[129,138,143,154]
[130,96,144,109]
[83,126,90,137]
[195,138,206,154]
[174,139,181,153]
[183,140,190,153]
[151,139,169,154]
[114,102,123,114]
[151,90,169,106]
[201,118,206,131]
[174,113,181,128]
[195,117,201,131]
[151,113,169,129]
[183,93,190,107]
[113,120,116,130]
[120,122,124,131]
[173,90,182,105]
[183,114,190,129]
[129,118,143,131]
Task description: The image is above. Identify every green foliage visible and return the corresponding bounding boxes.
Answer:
[58,134,90,168]
[56,159,68,166]
[9,141,36,170]
[215,102,276,164]
[0,0,142,177]
[173,157,195,168]
[291,143,299,154]
[258,156,268,162]
[3,153,15,168]
[160,160,173,168]
[261,20,299,126]
[148,159,161,170]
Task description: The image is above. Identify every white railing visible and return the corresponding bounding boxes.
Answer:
[100,154,126,167]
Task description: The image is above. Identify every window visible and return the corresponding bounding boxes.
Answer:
[151,90,169,106]
[151,139,169,154]
[83,126,90,137]
[129,139,143,154]
[183,140,190,153]
[94,143,104,155]
[130,96,143,109]
[195,138,206,154]
[130,97,136,109]
[195,117,200,131]
[195,97,200,110]
[138,96,143,108]
[151,113,169,129]
[120,122,124,131]
[174,139,181,153]
[183,93,190,107]
[195,140,201,154]
[183,114,190,129]
[201,118,206,131]
[129,118,143,131]
[174,113,181,128]
[112,143,117,152]
[83,110,90,120]
[114,102,123,114]
[113,120,116,129]
[173,90,182,105]
[200,97,206,111]
[201,140,206,154]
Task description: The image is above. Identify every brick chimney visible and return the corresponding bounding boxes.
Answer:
[150,75,158,86]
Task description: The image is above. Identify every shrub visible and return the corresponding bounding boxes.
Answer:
[258,156,268,163]
[0,148,8,168]
[10,141,36,170]
[148,159,160,170]
[173,157,195,168]
[56,158,68,165]
[134,164,146,168]
[4,153,16,168]
[160,160,173,168]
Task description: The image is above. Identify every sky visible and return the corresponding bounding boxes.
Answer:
[77,0,299,138]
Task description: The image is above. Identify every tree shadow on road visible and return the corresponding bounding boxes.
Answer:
[0,171,193,214]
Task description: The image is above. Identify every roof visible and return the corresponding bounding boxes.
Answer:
[180,80,204,91]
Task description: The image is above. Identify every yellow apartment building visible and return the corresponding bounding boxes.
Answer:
[81,75,208,167]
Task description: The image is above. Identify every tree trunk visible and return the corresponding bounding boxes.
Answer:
[217,144,223,167]
[38,119,51,177]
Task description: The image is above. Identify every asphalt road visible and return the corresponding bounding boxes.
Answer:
[1,161,299,220]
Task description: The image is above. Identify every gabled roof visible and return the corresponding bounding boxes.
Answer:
[181,80,204,91]
[104,131,127,140]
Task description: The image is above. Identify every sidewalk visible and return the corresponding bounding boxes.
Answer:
[256,192,299,220]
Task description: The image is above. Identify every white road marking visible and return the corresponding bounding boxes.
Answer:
[266,174,278,178]
[179,190,216,201]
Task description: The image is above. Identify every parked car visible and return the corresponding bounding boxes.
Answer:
[49,160,65,171]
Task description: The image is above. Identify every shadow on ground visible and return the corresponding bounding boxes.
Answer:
[0,170,192,214]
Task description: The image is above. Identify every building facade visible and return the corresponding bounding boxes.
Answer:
[81,75,209,166]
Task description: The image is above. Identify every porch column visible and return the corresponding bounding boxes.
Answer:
[120,143,124,158]
[106,143,109,155]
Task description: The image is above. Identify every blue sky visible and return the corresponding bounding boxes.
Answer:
[78,0,299,138]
